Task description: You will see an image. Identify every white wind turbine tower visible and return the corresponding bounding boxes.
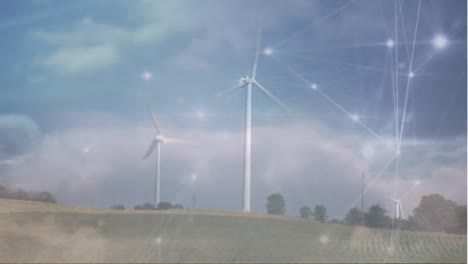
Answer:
[218,29,290,212]
[143,103,193,208]
[385,195,405,219]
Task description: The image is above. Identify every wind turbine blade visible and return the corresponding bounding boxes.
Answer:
[215,82,246,99]
[143,140,157,159]
[399,202,405,219]
[384,195,395,201]
[145,102,162,134]
[165,138,196,145]
[252,25,262,79]
[253,80,292,114]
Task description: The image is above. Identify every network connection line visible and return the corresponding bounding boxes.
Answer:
[270,55,395,151]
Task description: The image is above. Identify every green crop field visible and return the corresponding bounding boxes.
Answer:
[0,199,465,263]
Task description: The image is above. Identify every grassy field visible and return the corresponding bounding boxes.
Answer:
[0,199,465,263]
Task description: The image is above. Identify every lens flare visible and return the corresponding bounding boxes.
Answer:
[386,39,395,48]
[263,47,274,56]
[142,71,153,81]
[154,236,162,244]
[432,34,448,49]
[196,110,206,121]
[320,235,329,245]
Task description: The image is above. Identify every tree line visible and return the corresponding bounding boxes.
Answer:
[0,185,57,204]
[266,192,466,235]
[266,193,328,222]
[110,201,184,210]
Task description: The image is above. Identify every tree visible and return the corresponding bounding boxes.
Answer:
[299,206,312,219]
[143,203,155,210]
[365,204,391,228]
[400,216,418,231]
[111,204,125,210]
[313,205,327,223]
[444,204,467,234]
[174,204,184,209]
[0,185,9,198]
[344,207,363,225]
[329,219,343,224]
[13,189,30,201]
[454,205,467,234]
[266,193,286,215]
[412,193,458,232]
[157,202,173,210]
[36,192,57,203]
[134,203,155,210]
[0,185,57,203]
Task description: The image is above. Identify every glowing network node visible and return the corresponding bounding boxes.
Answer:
[310,83,318,90]
[154,236,162,245]
[196,110,206,121]
[141,71,153,81]
[413,179,421,186]
[408,72,414,78]
[263,47,274,56]
[432,34,448,49]
[386,39,395,48]
[191,173,197,182]
[320,235,329,245]
[351,114,360,122]
[82,146,91,154]
[396,149,401,156]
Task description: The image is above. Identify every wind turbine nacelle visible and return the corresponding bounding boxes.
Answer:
[239,76,253,85]
[156,135,166,142]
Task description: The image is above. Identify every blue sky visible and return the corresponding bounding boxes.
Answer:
[0,0,466,217]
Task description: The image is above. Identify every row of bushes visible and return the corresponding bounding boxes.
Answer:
[0,185,57,203]
[110,202,184,210]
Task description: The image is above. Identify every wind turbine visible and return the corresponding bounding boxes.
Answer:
[385,195,405,219]
[143,103,193,208]
[217,29,290,213]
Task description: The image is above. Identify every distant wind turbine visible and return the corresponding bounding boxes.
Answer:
[385,195,405,219]
[217,28,291,213]
[143,103,193,208]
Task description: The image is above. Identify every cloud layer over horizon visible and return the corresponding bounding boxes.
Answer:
[0,113,465,218]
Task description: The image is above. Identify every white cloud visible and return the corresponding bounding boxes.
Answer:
[31,9,183,75]
[41,44,118,75]
[30,1,322,75]
[1,114,464,217]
